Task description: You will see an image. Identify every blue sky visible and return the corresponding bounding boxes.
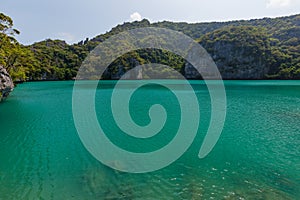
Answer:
[1,0,300,44]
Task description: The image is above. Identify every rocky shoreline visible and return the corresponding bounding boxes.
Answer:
[0,66,14,101]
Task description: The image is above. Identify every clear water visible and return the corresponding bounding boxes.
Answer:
[0,80,299,199]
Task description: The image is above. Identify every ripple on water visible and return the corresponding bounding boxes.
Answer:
[0,81,300,199]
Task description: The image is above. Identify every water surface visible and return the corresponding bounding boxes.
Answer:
[0,80,299,199]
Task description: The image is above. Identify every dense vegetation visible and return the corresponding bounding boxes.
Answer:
[0,13,300,81]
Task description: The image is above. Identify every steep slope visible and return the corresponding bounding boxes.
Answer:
[73,14,300,79]
[1,13,299,81]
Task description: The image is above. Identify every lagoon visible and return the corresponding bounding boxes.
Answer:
[0,80,299,199]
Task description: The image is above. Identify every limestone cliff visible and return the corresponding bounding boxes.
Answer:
[0,66,14,101]
[185,40,269,79]
[185,26,271,80]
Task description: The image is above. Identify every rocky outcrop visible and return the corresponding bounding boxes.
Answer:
[184,26,271,80]
[109,58,143,80]
[207,41,269,79]
[184,42,268,80]
[0,66,14,101]
[185,41,269,79]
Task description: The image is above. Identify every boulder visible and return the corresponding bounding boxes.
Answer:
[0,65,14,101]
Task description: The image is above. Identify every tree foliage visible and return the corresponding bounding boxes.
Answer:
[0,12,300,81]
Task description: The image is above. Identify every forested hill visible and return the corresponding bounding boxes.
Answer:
[1,13,300,81]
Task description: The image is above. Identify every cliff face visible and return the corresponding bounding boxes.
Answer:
[0,66,14,101]
[192,26,271,80]
[194,40,269,79]
[213,42,268,79]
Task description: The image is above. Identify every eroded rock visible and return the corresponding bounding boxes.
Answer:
[0,65,14,101]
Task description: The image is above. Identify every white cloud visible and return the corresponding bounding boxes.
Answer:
[266,0,292,8]
[56,32,76,44]
[130,12,142,21]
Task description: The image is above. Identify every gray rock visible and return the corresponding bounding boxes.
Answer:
[111,58,143,80]
[190,40,270,80]
[210,41,269,79]
[122,66,143,80]
[193,41,269,80]
[0,65,14,101]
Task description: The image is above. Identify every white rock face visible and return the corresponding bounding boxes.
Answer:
[0,65,14,101]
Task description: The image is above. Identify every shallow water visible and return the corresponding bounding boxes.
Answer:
[0,80,299,199]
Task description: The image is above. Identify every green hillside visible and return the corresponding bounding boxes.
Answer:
[1,13,300,80]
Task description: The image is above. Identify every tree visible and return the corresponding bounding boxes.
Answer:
[0,13,32,81]
[0,13,20,36]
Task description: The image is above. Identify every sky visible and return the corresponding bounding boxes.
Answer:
[1,0,300,45]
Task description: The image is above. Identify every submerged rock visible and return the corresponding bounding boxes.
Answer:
[0,65,14,101]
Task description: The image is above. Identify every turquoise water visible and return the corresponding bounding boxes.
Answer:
[0,80,299,199]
